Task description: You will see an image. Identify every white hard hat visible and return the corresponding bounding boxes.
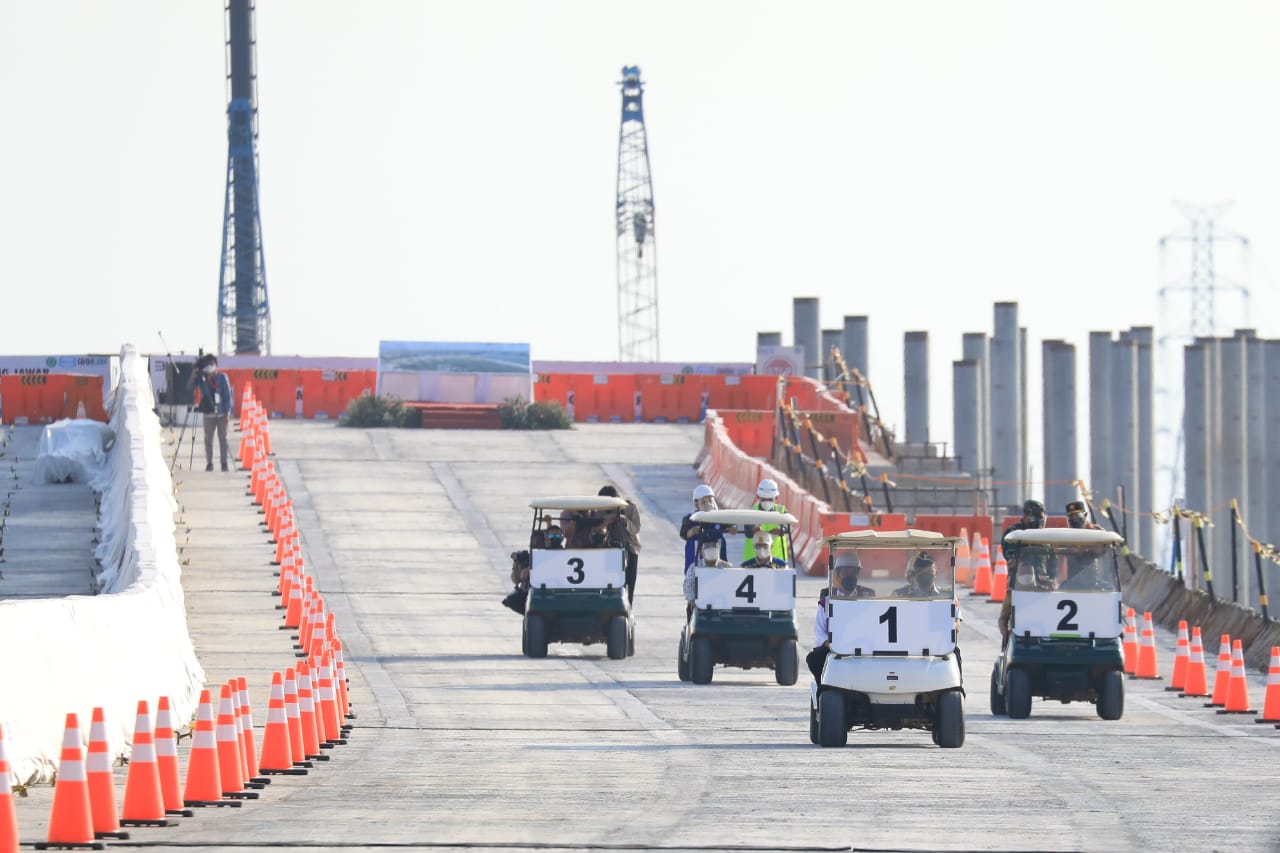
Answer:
[757,479,779,499]
[692,484,715,501]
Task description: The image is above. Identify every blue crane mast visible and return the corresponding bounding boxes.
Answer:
[615,66,659,362]
[217,0,271,355]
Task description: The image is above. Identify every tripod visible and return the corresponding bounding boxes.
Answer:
[158,333,201,475]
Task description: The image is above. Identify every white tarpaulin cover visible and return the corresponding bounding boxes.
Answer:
[0,345,205,786]
[33,419,114,484]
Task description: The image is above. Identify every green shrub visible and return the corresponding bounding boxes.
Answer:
[339,394,420,428]
[497,396,571,430]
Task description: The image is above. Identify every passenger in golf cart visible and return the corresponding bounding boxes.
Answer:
[677,507,800,685]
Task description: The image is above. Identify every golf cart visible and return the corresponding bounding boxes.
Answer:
[990,528,1125,720]
[810,529,965,748]
[521,495,634,660]
[677,509,800,686]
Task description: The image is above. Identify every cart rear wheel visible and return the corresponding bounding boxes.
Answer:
[677,631,691,682]
[817,689,847,747]
[606,615,628,660]
[1097,669,1124,720]
[935,689,966,748]
[525,613,547,659]
[989,663,1006,716]
[775,639,798,686]
[690,637,714,685]
[1007,668,1032,719]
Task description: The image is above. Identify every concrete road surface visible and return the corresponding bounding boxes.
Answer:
[12,421,1280,852]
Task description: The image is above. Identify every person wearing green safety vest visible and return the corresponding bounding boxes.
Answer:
[742,478,790,562]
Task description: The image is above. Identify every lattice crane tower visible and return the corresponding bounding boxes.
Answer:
[217,0,272,355]
[616,66,659,362]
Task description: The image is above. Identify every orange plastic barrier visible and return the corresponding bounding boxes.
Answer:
[223,368,302,418]
[706,374,776,411]
[299,369,376,419]
[533,373,573,410]
[571,374,639,423]
[0,374,65,424]
[61,375,108,421]
[802,410,864,462]
[720,410,774,458]
[913,514,994,549]
[636,374,704,423]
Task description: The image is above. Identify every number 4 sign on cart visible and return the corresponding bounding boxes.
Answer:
[694,567,796,611]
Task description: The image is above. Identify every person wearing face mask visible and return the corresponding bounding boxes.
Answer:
[741,479,790,563]
[544,524,565,549]
[806,552,874,679]
[679,484,735,567]
[186,354,235,472]
[1065,500,1101,530]
[684,536,734,616]
[740,530,787,568]
[893,554,941,597]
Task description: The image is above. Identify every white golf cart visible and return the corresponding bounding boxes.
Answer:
[810,529,965,748]
[990,527,1126,720]
[677,508,800,686]
[522,495,634,660]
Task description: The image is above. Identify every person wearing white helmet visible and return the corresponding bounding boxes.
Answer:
[679,483,736,567]
[742,478,790,563]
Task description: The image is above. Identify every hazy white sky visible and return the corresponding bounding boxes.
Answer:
[1,1,1277,449]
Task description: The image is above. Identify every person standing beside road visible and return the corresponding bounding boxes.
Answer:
[741,478,790,563]
[187,354,235,472]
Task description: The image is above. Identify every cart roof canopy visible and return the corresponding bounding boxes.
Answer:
[529,495,629,511]
[823,529,962,549]
[690,509,799,526]
[1003,528,1124,546]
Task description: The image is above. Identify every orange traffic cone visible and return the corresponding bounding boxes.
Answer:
[216,683,257,798]
[1219,640,1255,714]
[1167,621,1190,692]
[971,537,993,597]
[1132,612,1160,679]
[259,672,306,775]
[120,701,170,828]
[314,654,346,746]
[236,677,264,785]
[989,547,1008,603]
[283,668,315,768]
[0,723,20,853]
[296,662,327,761]
[1180,627,1210,698]
[955,529,971,586]
[153,698,191,817]
[85,708,128,840]
[1206,634,1232,708]
[39,713,98,850]
[1256,647,1280,723]
[1121,609,1138,674]
[333,639,353,722]
[183,689,239,809]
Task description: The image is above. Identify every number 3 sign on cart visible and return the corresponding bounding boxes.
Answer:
[530,549,625,590]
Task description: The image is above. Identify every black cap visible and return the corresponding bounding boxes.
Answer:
[1065,500,1087,515]
[1023,499,1046,516]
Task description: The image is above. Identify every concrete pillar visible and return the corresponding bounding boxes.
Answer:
[962,333,989,485]
[793,298,820,380]
[821,328,843,381]
[1110,337,1138,547]
[1088,332,1112,507]
[842,316,869,379]
[1265,340,1280,602]
[1183,341,1211,590]
[1042,341,1076,513]
[1130,327,1155,557]
[1266,340,1280,547]
[1019,326,1028,491]
[1241,332,1266,606]
[1217,334,1248,604]
[953,360,981,480]
[757,331,782,349]
[990,303,1021,509]
[904,331,929,444]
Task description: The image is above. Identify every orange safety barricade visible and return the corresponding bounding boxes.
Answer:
[300,369,376,419]
[720,410,774,458]
[0,374,64,424]
[532,373,574,411]
[222,368,301,419]
[912,514,994,549]
[571,374,639,423]
[708,375,776,411]
[636,374,704,423]
[61,375,108,421]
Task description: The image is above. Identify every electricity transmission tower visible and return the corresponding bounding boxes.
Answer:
[1155,202,1249,543]
[217,0,272,355]
[615,66,659,362]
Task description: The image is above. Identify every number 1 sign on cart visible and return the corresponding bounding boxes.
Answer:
[828,599,958,656]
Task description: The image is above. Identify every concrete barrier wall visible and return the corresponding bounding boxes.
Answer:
[0,345,205,785]
[1122,556,1280,673]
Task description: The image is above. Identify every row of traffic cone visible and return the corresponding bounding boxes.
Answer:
[954,529,1009,602]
